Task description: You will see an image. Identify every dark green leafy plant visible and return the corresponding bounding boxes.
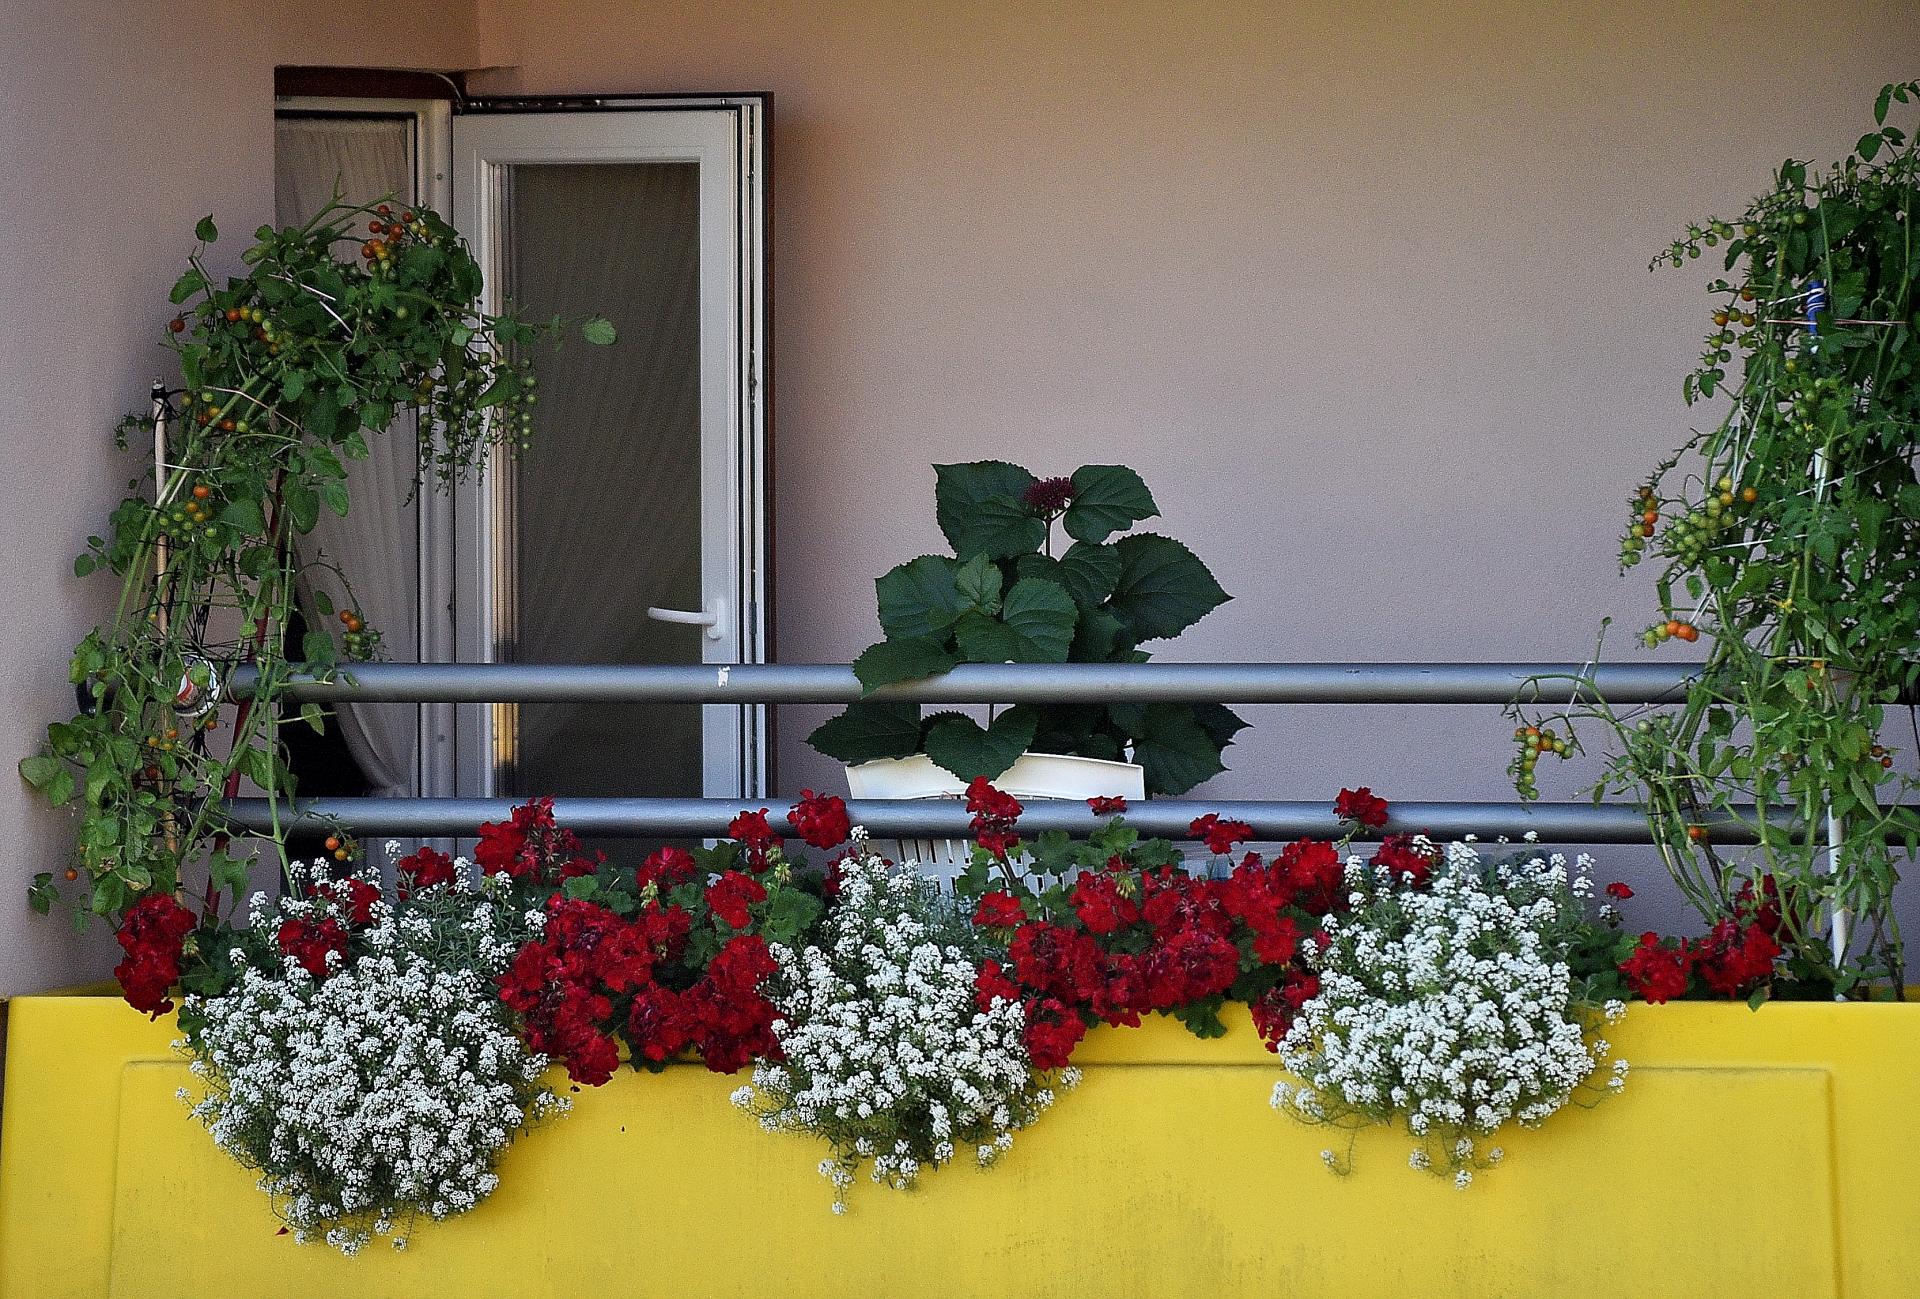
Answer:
[1506,82,1920,995]
[808,462,1244,794]
[20,200,611,931]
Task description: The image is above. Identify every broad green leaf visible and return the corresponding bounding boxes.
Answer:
[807,700,924,765]
[923,707,1038,781]
[221,497,267,536]
[852,637,959,691]
[1058,540,1122,604]
[1107,532,1229,642]
[953,553,1004,614]
[1108,702,1228,795]
[933,461,1044,559]
[194,215,218,244]
[1070,606,1125,661]
[1063,465,1158,544]
[953,578,1077,663]
[876,555,968,640]
[168,268,207,304]
[285,482,320,534]
[581,316,618,345]
[322,481,350,518]
[18,755,63,790]
[299,702,326,734]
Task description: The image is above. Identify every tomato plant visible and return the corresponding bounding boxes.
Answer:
[1508,83,1920,996]
[20,200,611,933]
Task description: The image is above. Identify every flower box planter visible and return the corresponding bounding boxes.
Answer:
[3,991,1917,1298]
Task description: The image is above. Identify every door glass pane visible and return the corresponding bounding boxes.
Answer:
[502,162,705,809]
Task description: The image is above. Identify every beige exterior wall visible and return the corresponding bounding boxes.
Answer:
[4,0,1916,993]
[465,0,1920,916]
[0,0,478,994]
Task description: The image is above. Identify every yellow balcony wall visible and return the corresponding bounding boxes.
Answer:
[2,990,1916,1298]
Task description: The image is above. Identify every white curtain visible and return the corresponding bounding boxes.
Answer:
[275,116,420,796]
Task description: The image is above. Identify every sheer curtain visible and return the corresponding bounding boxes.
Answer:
[506,162,704,800]
[274,116,421,797]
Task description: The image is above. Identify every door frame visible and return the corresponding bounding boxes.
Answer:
[445,95,772,803]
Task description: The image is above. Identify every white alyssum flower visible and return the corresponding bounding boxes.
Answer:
[180,856,565,1253]
[735,844,1070,1209]
[1273,842,1623,1184]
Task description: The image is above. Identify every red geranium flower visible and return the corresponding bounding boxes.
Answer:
[705,870,767,929]
[1370,834,1432,886]
[1189,813,1253,855]
[1605,881,1634,900]
[396,845,457,894]
[1069,871,1140,936]
[1333,786,1391,829]
[276,915,349,979]
[1020,997,1087,1070]
[636,845,699,892]
[975,958,1022,1011]
[1619,932,1691,1004]
[786,789,852,849]
[972,890,1027,928]
[1087,795,1127,816]
[112,894,196,1018]
[966,778,1024,859]
[727,808,784,870]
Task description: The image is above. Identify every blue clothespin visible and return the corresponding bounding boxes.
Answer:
[1806,279,1827,337]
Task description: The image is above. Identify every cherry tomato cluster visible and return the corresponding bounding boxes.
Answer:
[322,833,359,863]
[360,205,429,278]
[154,478,225,548]
[1508,723,1569,799]
[338,608,381,661]
[1642,617,1701,648]
[1621,475,1756,572]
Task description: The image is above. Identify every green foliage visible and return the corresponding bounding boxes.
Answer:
[21,199,609,932]
[1509,83,1920,993]
[809,461,1242,793]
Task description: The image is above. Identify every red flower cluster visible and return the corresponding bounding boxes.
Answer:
[726,808,783,871]
[1021,476,1077,514]
[973,891,1027,928]
[1189,813,1253,855]
[276,915,349,979]
[113,893,196,1017]
[966,777,1024,860]
[396,845,457,894]
[499,891,781,1085]
[476,796,600,884]
[982,844,1347,1069]
[1087,795,1128,816]
[311,877,380,926]
[1370,834,1433,886]
[1618,877,1784,1003]
[1333,786,1391,829]
[705,870,766,928]
[786,790,851,850]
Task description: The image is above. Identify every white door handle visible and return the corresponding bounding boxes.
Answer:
[647,598,727,641]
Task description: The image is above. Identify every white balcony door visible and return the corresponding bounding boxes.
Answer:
[446,99,768,806]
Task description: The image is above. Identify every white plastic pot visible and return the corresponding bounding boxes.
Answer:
[845,751,1145,802]
[844,752,1145,876]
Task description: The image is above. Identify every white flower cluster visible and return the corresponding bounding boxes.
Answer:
[1272,842,1625,1185]
[733,844,1074,1211]
[180,855,565,1253]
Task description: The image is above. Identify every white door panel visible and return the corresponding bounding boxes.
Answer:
[445,100,767,805]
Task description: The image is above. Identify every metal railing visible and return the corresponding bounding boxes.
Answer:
[220,660,1901,844]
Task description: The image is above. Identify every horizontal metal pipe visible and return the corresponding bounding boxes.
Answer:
[234,661,1709,705]
[224,796,1830,845]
